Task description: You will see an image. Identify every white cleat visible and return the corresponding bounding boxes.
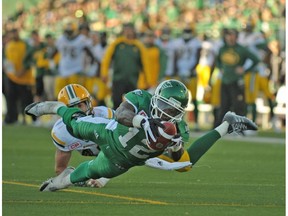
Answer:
[39,167,75,192]
[25,101,65,117]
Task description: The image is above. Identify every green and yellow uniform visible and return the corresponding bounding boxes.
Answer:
[101,37,150,108]
[138,44,167,89]
[216,43,259,125]
[5,40,34,85]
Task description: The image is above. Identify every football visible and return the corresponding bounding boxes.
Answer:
[147,121,177,151]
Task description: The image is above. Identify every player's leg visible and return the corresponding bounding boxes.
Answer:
[54,76,68,99]
[187,111,258,165]
[215,83,230,126]
[244,72,259,122]
[71,151,128,181]
[186,77,199,130]
[55,149,72,175]
[231,80,246,117]
[196,65,211,88]
[85,77,109,106]
[211,76,221,128]
[259,76,276,120]
[68,73,86,86]
[41,151,128,192]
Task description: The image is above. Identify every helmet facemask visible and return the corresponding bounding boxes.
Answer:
[151,95,184,122]
[68,98,92,115]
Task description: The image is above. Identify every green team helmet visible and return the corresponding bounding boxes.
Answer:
[151,79,189,122]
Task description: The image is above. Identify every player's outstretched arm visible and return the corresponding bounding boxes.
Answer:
[24,101,66,117]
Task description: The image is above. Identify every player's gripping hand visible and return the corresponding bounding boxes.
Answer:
[132,115,164,143]
[169,134,183,152]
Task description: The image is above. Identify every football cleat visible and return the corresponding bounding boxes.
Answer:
[25,101,65,117]
[223,111,258,134]
[39,178,53,192]
[39,167,75,192]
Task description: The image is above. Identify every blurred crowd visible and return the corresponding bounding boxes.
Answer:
[3,0,286,44]
[2,0,286,131]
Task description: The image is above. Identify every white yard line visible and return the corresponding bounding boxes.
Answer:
[190,132,285,145]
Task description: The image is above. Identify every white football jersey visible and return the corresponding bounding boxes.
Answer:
[85,44,107,77]
[173,37,202,77]
[198,40,217,67]
[237,31,266,59]
[238,31,267,75]
[155,38,176,76]
[51,106,114,156]
[56,34,91,77]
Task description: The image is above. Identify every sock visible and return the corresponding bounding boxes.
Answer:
[187,130,221,165]
[214,121,229,137]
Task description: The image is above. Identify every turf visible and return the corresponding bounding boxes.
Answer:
[3,125,285,216]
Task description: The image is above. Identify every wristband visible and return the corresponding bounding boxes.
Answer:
[132,115,146,128]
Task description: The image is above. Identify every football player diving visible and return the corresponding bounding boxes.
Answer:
[42,83,192,189]
[25,79,258,192]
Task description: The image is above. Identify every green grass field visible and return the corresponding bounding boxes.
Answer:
[3,125,285,216]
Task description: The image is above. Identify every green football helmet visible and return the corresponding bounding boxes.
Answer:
[151,79,189,122]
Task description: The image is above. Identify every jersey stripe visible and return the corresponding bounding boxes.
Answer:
[107,108,114,119]
[51,131,66,146]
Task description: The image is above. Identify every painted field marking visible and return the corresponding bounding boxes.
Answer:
[3,180,168,205]
[3,180,284,208]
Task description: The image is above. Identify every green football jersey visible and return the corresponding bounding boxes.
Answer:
[68,89,189,169]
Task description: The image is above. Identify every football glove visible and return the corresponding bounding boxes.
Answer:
[141,118,165,143]
[132,115,164,143]
[145,157,192,171]
[169,134,183,152]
